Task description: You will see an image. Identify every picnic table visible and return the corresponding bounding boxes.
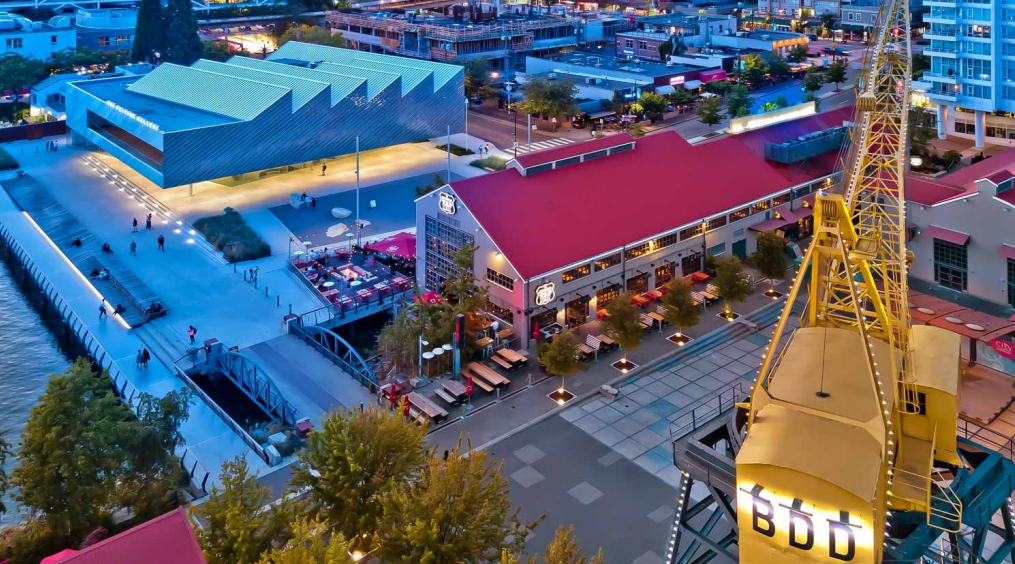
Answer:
[476,336,494,349]
[597,309,611,319]
[442,379,467,400]
[496,328,514,341]
[648,312,666,326]
[356,289,372,301]
[646,290,663,300]
[468,362,511,388]
[631,295,650,307]
[321,288,339,299]
[407,392,448,422]
[496,348,527,365]
[390,276,410,289]
[597,334,617,350]
[374,282,390,294]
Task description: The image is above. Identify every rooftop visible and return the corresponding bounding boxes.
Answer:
[637,12,732,26]
[448,108,847,279]
[541,52,698,77]
[744,29,808,41]
[47,508,206,564]
[908,147,1015,206]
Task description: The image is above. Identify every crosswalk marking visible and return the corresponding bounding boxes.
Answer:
[508,137,576,155]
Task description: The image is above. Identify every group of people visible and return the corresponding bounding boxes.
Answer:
[44,140,59,152]
[89,267,110,280]
[299,192,318,209]
[97,300,126,320]
[135,348,152,369]
[132,214,153,233]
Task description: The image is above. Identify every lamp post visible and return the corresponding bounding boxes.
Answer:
[464,97,469,152]
[505,82,518,158]
[355,136,361,249]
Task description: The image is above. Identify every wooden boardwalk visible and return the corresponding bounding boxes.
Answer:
[0,174,165,327]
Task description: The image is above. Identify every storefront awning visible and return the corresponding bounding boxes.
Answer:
[656,85,675,95]
[796,206,814,219]
[923,225,970,246]
[587,110,616,119]
[683,80,702,90]
[1000,244,1015,261]
[749,217,790,232]
[774,207,800,222]
[699,69,727,83]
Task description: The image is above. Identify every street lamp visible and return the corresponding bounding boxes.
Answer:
[464,97,469,152]
[505,82,518,158]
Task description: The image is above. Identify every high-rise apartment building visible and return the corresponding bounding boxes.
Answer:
[924,0,1015,148]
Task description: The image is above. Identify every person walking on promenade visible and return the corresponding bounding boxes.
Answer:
[145,214,152,230]
[132,217,138,233]
[136,349,143,369]
[142,348,151,369]
[157,234,165,251]
[99,301,107,320]
[321,164,327,176]
[130,240,137,256]
[188,325,197,344]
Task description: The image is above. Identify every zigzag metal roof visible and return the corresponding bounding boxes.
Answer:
[315,61,401,100]
[270,41,461,90]
[191,60,329,111]
[349,58,432,96]
[126,64,290,121]
[226,57,366,106]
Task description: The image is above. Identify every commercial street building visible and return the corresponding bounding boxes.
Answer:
[73,7,136,50]
[923,0,1015,148]
[525,52,723,95]
[0,11,75,59]
[415,108,851,347]
[623,12,738,50]
[757,0,841,17]
[65,42,464,188]
[907,149,1015,311]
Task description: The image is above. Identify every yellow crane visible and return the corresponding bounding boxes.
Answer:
[732,0,966,561]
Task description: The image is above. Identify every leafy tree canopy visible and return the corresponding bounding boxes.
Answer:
[603,292,644,351]
[518,77,579,118]
[277,25,347,49]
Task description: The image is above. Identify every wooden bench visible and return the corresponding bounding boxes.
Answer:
[490,355,515,371]
[576,343,596,362]
[468,362,510,388]
[408,392,449,421]
[639,313,654,330]
[496,348,528,366]
[434,388,459,406]
[597,334,617,352]
[460,368,495,393]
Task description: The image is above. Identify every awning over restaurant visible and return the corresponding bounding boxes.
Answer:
[655,85,675,95]
[909,290,1015,341]
[1000,244,1015,261]
[909,291,965,323]
[699,69,727,83]
[774,207,800,222]
[587,110,616,119]
[683,80,702,90]
[749,216,790,232]
[923,225,970,246]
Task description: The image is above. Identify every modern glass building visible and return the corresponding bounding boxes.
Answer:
[924,0,1015,148]
[65,42,465,188]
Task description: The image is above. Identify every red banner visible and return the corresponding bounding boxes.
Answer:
[992,338,1015,361]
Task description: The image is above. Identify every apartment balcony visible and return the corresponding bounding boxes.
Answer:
[925,46,958,57]
[923,71,958,83]
[924,30,958,41]
[927,88,959,102]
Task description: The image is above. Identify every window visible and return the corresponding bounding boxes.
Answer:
[933,239,968,291]
[555,156,580,169]
[5,38,23,49]
[486,268,514,290]
[655,262,675,287]
[51,35,58,45]
[625,39,634,48]
[116,36,131,45]
[955,121,976,134]
[596,253,621,271]
[485,298,514,324]
[771,192,791,207]
[596,284,621,307]
[705,216,727,232]
[707,242,726,257]
[680,224,703,241]
[98,36,111,47]
[562,263,591,283]
[729,207,750,222]
[847,12,855,20]
[638,41,648,50]
[1008,259,1015,307]
[424,215,474,292]
[750,200,771,214]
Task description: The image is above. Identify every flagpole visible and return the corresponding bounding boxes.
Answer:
[355,136,361,249]
[446,125,451,181]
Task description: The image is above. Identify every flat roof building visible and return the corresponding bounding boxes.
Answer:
[65,42,464,188]
[416,108,851,347]
[525,52,720,93]
[0,11,75,60]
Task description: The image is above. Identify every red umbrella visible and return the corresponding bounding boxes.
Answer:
[364,232,416,260]
[387,385,398,406]
[465,375,474,398]
[402,395,411,417]
[532,321,540,341]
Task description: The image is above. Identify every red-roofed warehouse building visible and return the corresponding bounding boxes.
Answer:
[906,149,1015,314]
[415,109,851,347]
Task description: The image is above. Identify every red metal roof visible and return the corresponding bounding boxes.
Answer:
[451,123,835,279]
[1000,244,1015,261]
[513,133,634,169]
[923,225,970,246]
[50,509,206,564]
[908,147,1015,205]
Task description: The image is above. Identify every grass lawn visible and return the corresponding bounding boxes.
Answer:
[469,156,507,171]
[193,209,271,263]
[0,147,18,171]
[436,143,475,157]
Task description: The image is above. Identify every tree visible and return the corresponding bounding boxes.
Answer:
[726,84,752,118]
[787,44,808,63]
[661,279,699,339]
[0,55,46,101]
[538,330,582,383]
[257,517,352,564]
[658,38,674,61]
[803,69,825,95]
[667,87,697,106]
[826,60,847,91]
[132,0,164,63]
[163,0,204,65]
[463,58,497,100]
[943,149,963,169]
[377,309,419,373]
[626,122,647,138]
[768,55,791,79]
[0,431,10,516]
[203,40,248,62]
[518,77,579,127]
[741,54,769,84]
[529,525,604,564]
[909,108,936,156]
[821,14,836,40]
[49,48,131,75]
[639,92,668,118]
[702,80,731,97]
[192,457,297,564]
[697,96,723,129]
[373,441,541,563]
[277,25,347,49]
[913,53,930,80]
[288,407,427,549]
[603,292,644,360]
[752,231,788,296]
[714,255,753,319]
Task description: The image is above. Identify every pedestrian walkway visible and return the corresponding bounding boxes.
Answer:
[511,137,576,155]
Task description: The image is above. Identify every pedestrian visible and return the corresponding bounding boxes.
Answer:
[99,302,107,320]
[132,217,138,233]
[136,349,143,369]
[146,213,152,230]
[142,348,151,369]
[188,325,197,344]
[130,240,136,256]
[157,234,165,251]
[311,197,317,209]
[248,267,254,282]
[321,164,327,176]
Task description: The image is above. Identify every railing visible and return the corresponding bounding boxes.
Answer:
[289,323,379,389]
[957,417,1015,463]
[217,350,301,427]
[669,381,748,441]
[0,223,214,489]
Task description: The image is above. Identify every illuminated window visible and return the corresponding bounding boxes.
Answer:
[771,192,791,207]
[729,207,750,222]
[486,268,514,290]
[562,263,591,284]
[98,36,110,47]
[679,224,703,241]
[750,200,771,214]
[595,253,621,271]
[596,284,622,306]
[705,216,727,232]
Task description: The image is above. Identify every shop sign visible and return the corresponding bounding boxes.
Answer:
[534,282,556,306]
[669,75,686,86]
[439,191,457,215]
[992,338,1015,361]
